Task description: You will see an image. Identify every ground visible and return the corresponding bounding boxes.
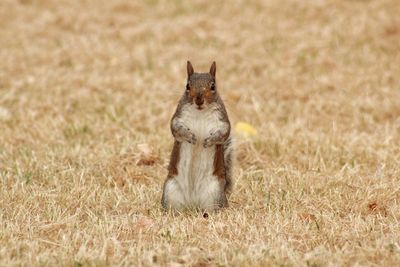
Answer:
[1,0,400,266]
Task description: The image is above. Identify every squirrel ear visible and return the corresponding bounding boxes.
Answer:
[209,61,216,77]
[187,61,194,78]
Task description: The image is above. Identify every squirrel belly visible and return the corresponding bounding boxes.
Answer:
[162,104,229,211]
[168,142,222,210]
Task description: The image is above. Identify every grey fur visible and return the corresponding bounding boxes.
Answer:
[162,61,234,211]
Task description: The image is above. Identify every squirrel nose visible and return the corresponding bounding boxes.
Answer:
[195,95,204,106]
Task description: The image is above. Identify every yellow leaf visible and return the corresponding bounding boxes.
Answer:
[235,122,257,137]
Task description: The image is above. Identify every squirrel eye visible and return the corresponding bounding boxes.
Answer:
[186,83,190,91]
[210,83,215,91]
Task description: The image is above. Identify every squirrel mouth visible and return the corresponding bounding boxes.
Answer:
[197,105,203,110]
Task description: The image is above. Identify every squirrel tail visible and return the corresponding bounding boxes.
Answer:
[223,136,234,196]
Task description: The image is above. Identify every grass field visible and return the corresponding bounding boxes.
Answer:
[1,0,400,266]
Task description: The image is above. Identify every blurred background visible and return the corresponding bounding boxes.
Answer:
[1,0,400,173]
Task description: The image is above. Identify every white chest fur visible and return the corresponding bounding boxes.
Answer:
[180,104,222,141]
[172,104,223,209]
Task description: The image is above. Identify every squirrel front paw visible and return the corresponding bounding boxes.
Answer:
[203,130,225,148]
[175,124,197,144]
[181,126,196,144]
[203,136,214,148]
[187,132,197,145]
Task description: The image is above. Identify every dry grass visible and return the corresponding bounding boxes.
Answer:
[1,0,400,266]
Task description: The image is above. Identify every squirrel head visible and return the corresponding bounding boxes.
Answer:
[185,61,218,110]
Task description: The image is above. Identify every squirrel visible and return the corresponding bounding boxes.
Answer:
[161,61,233,212]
